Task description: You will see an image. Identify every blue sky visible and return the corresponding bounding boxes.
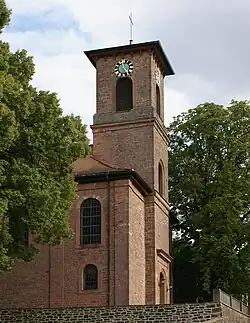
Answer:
[3,0,250,140]
[6,6,92,41]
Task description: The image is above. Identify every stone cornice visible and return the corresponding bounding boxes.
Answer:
[157,249,173,263]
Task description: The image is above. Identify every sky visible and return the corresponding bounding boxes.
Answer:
[2,0,250,140]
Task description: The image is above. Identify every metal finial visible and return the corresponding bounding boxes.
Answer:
[129,13,133,45]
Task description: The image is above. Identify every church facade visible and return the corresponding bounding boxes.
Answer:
[0,41,176,308]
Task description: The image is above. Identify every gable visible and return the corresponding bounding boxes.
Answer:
[73,155,119,175]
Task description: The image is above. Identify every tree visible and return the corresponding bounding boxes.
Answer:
[0,0,10,33]
[172,239,211,303]
[169,101,250,300]
[0,1,89,272]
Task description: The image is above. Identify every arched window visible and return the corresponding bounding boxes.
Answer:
[116,77,133,111]
[80,198,101,245]
[83,264,98,290]
[156,84,161,116]
[159,272,166,304]
[158,162,164,196]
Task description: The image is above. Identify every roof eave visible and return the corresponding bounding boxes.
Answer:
[75,170,152,196]
[84,40,174,76]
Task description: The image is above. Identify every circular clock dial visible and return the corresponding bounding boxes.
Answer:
[114,59,133,77]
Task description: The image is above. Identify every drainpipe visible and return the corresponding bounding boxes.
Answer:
[170,262,173,304]
[106,172,111,306]
[170,222,174,304]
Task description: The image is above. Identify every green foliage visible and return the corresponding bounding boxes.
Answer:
[169,101,250,299]
[0,0,11,32]
[0,2,89,271]
[173,238,211,303]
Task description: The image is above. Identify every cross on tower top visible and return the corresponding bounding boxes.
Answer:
[129,13,133,45]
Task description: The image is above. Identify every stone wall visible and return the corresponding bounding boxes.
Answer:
[213,289,250,322]
[221,304,250,323]
[0,303,222,323]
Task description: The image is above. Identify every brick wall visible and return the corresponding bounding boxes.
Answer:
[112,179,130,305]
[90,43,172,308]
[128,181,146,304]
[0,179,147,308]
[95,52,152,117]
[153,122,169,199]
[64,181,110,307]
[92,121,155,188]
[0,244,50,308]
[151,56,165,120]
[155,194,171,304]
[92,46,168,191]
[0,303,222,323]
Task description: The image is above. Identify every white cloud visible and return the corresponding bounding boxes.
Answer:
[4,0,192,142]
[165,87,192,125]
[3,29,83,55]
[5,0,248,143]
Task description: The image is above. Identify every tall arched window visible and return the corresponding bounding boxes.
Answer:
[116,77,133,111]
[80,198,101,245]
[158,162,164,196]
[156,84,161,116]
[83,264,98,290]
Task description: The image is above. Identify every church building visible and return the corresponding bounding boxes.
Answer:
[0,40,176,308]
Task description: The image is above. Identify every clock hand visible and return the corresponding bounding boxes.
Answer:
[122,60,128,73]
[122,63,126,72]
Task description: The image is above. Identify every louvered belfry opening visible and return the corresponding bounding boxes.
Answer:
[158,162,164,196]
[156,84,161,116]
[116,77,133,112]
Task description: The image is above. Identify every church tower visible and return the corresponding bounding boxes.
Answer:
[85,41,174,191]
[84,41,175,305]
[0,41,176,309]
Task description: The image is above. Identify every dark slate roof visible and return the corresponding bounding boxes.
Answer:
[84,40,174,76]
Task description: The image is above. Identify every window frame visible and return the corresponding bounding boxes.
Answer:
[158,162,164,196]
[156,84,161,117]
[80,198,101,246]
[159,271,167,304]
[83,264,98,291]
[116,77,133,112]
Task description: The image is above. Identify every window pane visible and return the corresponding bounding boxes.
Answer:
[84,264,98,290]
[80,198,101,245]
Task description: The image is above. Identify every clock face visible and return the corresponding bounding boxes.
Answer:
[114,59,133,77]
[155,68,161,85]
